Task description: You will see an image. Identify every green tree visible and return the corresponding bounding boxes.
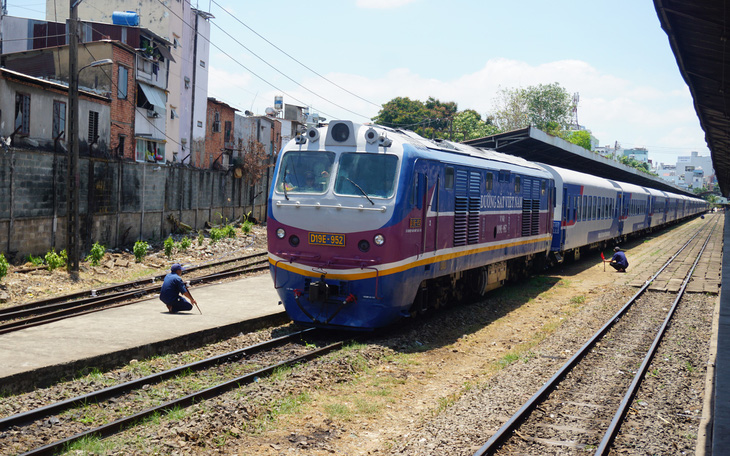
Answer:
[563,130,592,151]
[372,97,429,130]
[492,82,573,135]
[451,110,500,141]
[372,97,459,139]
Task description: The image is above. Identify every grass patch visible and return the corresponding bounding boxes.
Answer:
[64,434,112,454]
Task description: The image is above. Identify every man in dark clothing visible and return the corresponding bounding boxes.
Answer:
[604,246,629,272]
[159,263,196,313]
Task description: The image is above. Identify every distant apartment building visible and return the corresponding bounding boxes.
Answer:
[44,0,213,166]
[676,151,715,190]
[622,147,648,163]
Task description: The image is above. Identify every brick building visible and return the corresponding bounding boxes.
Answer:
[205,97,238,169]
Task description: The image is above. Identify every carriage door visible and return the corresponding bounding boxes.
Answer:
[617,193,624,235]
[453,168,481,247]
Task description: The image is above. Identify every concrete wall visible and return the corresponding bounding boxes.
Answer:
[0,148,266,260]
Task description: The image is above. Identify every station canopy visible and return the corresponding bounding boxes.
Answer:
[464,126,696,197]
[654,0,730,197]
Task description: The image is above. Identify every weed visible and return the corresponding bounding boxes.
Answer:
[224,224,237,238]
[684,361,695,373]
[0,253,7,280]
[198,232,205,245]
[26,254,43,266]
[324,403,351,420]
[498,352,520,368]
[64,434,110,454]
[179,236,192,251]
[210,227,225,243]
[133,240,149,262]
[86,242,106,266]
[164,236,175,258]
[45,249,66,271]
[570,295,586,304]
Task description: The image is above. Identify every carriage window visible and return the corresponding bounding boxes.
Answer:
[276,151,335,194]
[515,176,521,193]
[485,172,493,191]
[445,167,454,190]
[582,195,587,221]
[335,153,399,198]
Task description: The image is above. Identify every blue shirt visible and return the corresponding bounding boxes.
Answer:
[611,251,629,268]
[159,273,187,304]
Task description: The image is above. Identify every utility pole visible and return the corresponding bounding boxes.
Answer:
[67,1,80,272]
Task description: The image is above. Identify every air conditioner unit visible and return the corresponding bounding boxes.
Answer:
[147,109,159,118]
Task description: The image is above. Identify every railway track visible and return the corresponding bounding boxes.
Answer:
[0,328,348,456]
[472,216,718,456]
[0,252,269,335]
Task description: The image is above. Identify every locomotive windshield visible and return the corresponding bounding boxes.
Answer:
[334,153,398,198]
[276,151,335,194]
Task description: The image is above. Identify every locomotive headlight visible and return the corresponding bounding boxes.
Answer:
[276,228,286,239]
[374,234,385,246]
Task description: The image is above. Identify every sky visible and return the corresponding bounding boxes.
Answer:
[7,0,710,165]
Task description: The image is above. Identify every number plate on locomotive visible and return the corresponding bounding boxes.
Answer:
[309,232,346,247]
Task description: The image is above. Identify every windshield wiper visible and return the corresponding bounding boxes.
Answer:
[346,178,374,205]
[283,165,290,200]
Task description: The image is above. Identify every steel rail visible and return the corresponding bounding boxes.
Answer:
[18,339,345,456]
[0,328,317,431]
[0,252,267,317]
[472,219,715,456]
[594,222,715,455]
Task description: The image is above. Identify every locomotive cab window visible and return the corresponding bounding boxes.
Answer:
[334,153,399,198]
[277,151,335,194]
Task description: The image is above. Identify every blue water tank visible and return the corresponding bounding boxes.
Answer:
[112,11,140,27]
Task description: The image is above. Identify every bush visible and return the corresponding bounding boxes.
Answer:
[164,236,175,258]
[179,236,192,251]
[133,240,149,262]
[224,224,237,238]
[0,254,8,281]
[45,249,66,271]
[241,211,254,235]
[209,227,225,244]
[86,242,106,266]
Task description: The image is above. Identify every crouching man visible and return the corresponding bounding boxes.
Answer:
[160,263,197,313]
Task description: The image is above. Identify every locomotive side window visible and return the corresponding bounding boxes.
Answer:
[276,151,335,194]
[541,180,546,195]
[445,167,454,190]
[334,153,399,198]
[485,172,493,191]
[498,170,510,182]
[515,176,521,193]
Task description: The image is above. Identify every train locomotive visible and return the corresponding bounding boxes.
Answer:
[267,121,707,330]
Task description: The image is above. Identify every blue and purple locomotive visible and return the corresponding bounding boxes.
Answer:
[267,121,707,330]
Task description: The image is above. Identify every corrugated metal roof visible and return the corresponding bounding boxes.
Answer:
[654,0,730,196]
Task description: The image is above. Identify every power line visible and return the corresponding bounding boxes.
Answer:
[209,0,380,109]
[154,0,367,121]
